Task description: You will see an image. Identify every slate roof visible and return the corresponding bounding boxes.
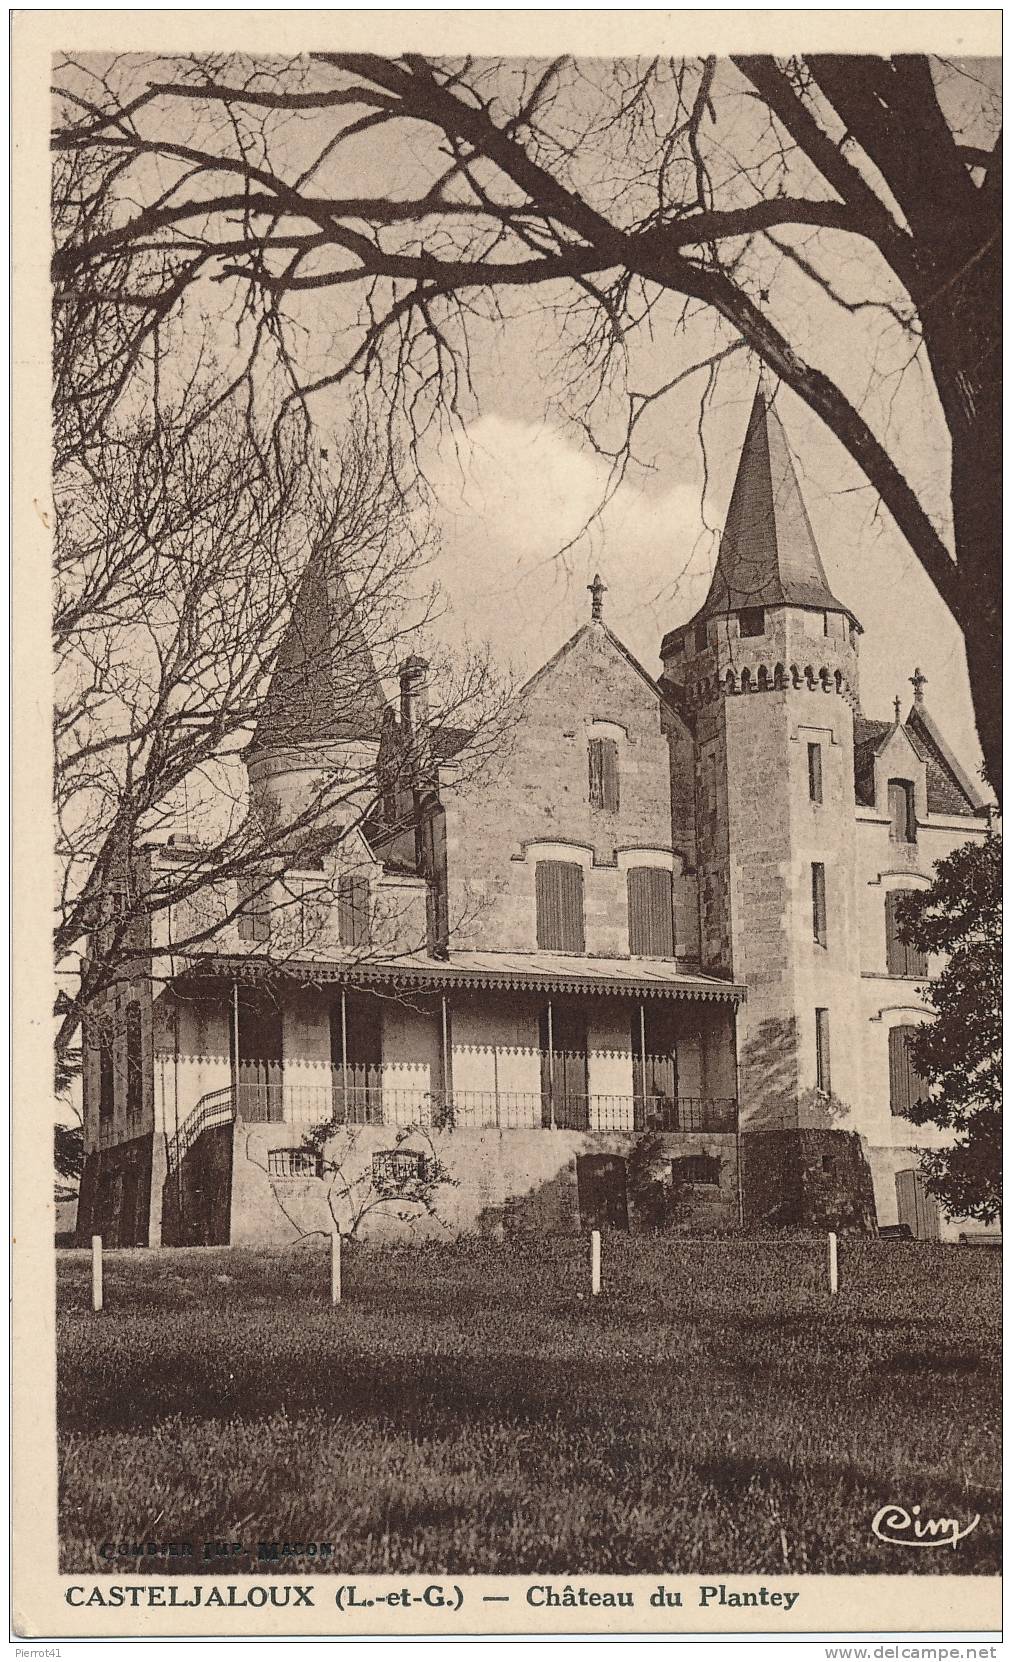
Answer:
[694,382,857,627]
[249,558,389,754]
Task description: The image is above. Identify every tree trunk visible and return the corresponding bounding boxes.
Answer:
[919,227,1002,806]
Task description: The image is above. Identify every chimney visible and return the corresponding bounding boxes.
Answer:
[399,655,430,732]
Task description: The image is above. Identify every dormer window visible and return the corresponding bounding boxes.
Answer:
[738,607,765,638]
[887,779,916,843]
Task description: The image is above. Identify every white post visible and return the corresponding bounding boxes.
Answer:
[331,1230,342,1306]
[91,1235,103,1313]
[827,1230,838,1296]
[590,1229,601,1297]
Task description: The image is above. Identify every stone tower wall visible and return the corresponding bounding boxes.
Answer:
[663,606,865,1132]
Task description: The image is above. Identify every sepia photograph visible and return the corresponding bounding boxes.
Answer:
[12,9,1001,1640]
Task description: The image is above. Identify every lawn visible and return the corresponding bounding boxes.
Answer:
[56,1236,1001,1576]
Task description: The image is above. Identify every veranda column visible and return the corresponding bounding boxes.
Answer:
[340,987,350,1120]
[638,1001,648,1131]
[546,999,556,1130]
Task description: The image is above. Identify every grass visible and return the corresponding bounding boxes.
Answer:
[57,1236,1000,1576]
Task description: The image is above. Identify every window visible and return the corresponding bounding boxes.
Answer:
[889,1026,930,1118]
[125,1002,143,1116]
[888,778,916,843]
[588,737,620,812]
[672,1154,721,1187]
[627,867,675,957]
[285,876,329,949]
[535,861,585,953]
[97,1021,115,1121]
[815,1008,831,1095]
[372,1149,429,1193]
[237,875,270,943]
[669,632,685,656]
[268,1147,322,1179]
[885,891,929,978]
[808,742,823,803]
[811,862,827,948]
[338,874,370,949]
[738,606,765,638]
[694,620,709,653]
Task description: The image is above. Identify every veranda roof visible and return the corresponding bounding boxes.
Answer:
[177,947,745,1004]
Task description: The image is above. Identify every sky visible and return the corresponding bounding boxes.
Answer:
[414,364,982,776]
[58,50,992,784]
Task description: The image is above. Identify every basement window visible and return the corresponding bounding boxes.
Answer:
[373,1149,429,1193]
[267,1148,321,1179]
[672,1154,721,1187]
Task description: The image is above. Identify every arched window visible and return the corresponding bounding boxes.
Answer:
[627,867,675,957]
[885,891,928,976]
[588,737,619,811]
[536,861,585,953]
[889,1026,930,1118]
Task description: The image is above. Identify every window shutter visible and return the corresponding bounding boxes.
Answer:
[890,1025,928,1116]
[238,875,271,943]
[812,863,827,947]
[588,738,619,811]
[627,867,675,957]
[815,1008,831,1095]
[601,739,619,811]
[98,1022,115,1120]
[338,875,369,949]
[125,1003,143,1116]
[888,779,916,842]
[808,742,823,803]
[886,892,928,977]
[536,861,585,952]
[885,892,904,975]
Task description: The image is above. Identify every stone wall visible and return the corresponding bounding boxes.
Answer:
[444,623,691,958]
[161,1122,234,1246]
[228,1122,741,1245]
[740,1129,877,1233]
[75,1132,155,1247]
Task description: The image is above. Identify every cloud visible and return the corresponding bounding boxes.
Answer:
[424,415,716,679]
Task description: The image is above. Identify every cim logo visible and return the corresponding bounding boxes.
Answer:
[872,1503,980,1550]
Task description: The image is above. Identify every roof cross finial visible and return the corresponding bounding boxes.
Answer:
[894,694,902,724]
[589,572,607,622]
[910,666,927,706]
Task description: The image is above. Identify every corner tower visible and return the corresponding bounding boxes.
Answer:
[661,381,865,1133]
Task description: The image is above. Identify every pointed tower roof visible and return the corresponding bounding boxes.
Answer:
[249,554,389,755]
[695,380,858,627]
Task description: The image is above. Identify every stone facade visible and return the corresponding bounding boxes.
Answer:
[77,382,992,1249]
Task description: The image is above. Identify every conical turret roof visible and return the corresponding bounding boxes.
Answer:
[249,553,389,755]
[695,381,857,625]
